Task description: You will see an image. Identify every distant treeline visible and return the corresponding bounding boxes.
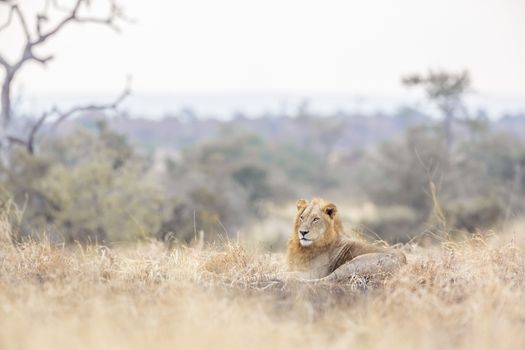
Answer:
[2,108,525,246]
[38,107,525,152]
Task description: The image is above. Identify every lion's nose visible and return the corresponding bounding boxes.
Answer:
[300,230,309,237]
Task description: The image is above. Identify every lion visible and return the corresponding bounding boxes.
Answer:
[287,198,406,282]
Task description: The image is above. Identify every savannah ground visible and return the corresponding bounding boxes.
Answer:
[1,220,525,350]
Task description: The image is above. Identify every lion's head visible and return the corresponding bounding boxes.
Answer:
[291,198,343,249]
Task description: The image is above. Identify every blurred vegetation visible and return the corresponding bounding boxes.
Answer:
[358,124,525,241]
[2,102,525,246]
[157,132,332,244]
[1,0,521,248]
[1,123,165,243]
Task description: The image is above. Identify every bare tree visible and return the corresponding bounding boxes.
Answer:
[0,0,129,154]
[402,70,471,153]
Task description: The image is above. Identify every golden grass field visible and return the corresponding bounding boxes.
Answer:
[1,222,525,350]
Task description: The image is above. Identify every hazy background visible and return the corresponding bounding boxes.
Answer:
[1,0,525,248]
[4,0,525,117]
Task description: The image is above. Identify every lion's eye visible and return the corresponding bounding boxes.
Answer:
[300,215,304,221]
[313,218,320,223]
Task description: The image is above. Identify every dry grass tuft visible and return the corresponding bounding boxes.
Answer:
[201,242,249,274]
[0,229,524,350]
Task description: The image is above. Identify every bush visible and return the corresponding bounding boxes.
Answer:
[446,198,506,233]
[1,126,165,243]
[158,133,333,243]
[358,125,525,239]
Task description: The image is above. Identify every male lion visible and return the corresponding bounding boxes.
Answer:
[287,198,406,282]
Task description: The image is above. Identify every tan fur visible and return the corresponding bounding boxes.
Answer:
[287,198,406,280]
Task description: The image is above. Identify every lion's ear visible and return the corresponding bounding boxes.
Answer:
[323,203,337,219]
[296,199,308,211]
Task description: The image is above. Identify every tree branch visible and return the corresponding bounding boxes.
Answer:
[26,111,50,154]
[0,0,127,127]
[34,0,124,45]
[13,4,30,41]
[0,54,9,69]
[7,81,130,155]
[51,83,130,128]
[5,0,124,69]
[32,53,54,65]
[5,111,49,154]
[6,135,26,146]
[33,0,83,45]
[0,3,30,39]
[0,3,15,32]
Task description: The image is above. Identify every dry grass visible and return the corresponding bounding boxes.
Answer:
[0,231,525,350]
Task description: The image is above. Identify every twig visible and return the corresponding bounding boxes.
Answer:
[0,0,127,126]
[0,3,15,32]
[7,80,130,154]
[27,112,50,154]
[51,83,130,129]
[13,4,30,41]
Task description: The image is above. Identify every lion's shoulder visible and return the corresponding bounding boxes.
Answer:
[328,240,356,273]
[328,239,385,273]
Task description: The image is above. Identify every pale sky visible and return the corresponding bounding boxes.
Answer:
[2,0,525,99]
